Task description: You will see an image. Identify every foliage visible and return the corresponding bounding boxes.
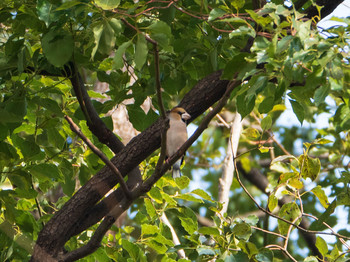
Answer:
[0,0,350,261]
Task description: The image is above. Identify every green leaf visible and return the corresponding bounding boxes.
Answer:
[113,41,131,69]
[147,240,168,254]
[261,115,272,130]
[304,256,319,262]
[310,200,336,231]
[148,187,163,203]
[246,9,272,27]
[161,192,177,206]
[148,21,171,38]
[208,8,226,22]
[236,93,256,119]
[314,84,330,106]
[28,163,62,181]
[11,134,40,159]
[337,192,350,206]
[148,21,172,51]
[153,234,174,247]
[311,186,329,209]
[243,127,260,140]
[126,104,158,131]
[144,198,157,219]
[298,155,321,181]
[238,241,258,257]
[232,223,252,241]
[222,53,248,80]
[55,0,82,11]
[15,188,38,199]
[197,247,215,257]
[1,92,27,123]
[255,248,274,262]
[268,194,278,212]
[290,100,304,125]
[198,227,220,236]
[229,26,256,38]
[32,97,63,116]
[315,236,328,257]
[232,0,245,10]
[141,224,159,236]
[178,206,198,235]
[191,189,213,202]
[121,239,140,261]
[288,178,303,189]
[175,176,190,190]
[314,138,333,145]
[278,202,301,235]
[135,34,148,70]
[42,28,73,67]
[94,0,120,10]
[244,215,259,226]
[91,20,115,59]
[276,35,293,55]
[175,193,203,203]
[258,97,274,114]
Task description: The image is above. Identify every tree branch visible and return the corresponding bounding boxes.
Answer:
[64,116,132,199]
[69,64,124,154]
[58,76,239,262]
[218,113,242,216]
[31,70,230,261]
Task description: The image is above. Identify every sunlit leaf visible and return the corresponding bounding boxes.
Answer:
[315,236,328,257]
[311,186,330,208]
[94,0,120,10]
[299,155,321,181]
[278,202,301,235]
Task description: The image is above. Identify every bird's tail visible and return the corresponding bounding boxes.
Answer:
[172,159,182,179]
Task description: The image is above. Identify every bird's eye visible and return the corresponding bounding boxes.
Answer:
[177,112,183,116]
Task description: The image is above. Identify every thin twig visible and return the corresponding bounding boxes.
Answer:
[303,213,350,250]
[265,244,298,262]
[233,159,350,240]
[251,226,287,240]
[252,112,291,156]
[209,107,231,128]
[64,116,132,199]
[120,18,157,45]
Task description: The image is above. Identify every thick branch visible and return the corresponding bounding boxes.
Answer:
[59,76,238,262]
[31,70,230,261]
[69,64,125,154]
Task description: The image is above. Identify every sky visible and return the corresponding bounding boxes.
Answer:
[318,0,350,30]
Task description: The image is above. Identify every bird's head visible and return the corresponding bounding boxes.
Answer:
[169,107,191,122]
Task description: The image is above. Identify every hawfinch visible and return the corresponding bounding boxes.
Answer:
[166,107,191,178]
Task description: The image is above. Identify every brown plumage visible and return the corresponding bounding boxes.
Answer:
[166,107,191,178]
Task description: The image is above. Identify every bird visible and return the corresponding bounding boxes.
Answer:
[166,107,191,178]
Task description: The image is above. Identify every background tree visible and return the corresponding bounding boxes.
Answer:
[0,0,349,261]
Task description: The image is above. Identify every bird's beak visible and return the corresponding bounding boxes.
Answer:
[182,112,191,120]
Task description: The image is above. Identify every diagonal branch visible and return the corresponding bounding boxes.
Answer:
[69,63,125,155]
[31,70,230,261]
[59,76,239,262]
[64,116,132,199]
